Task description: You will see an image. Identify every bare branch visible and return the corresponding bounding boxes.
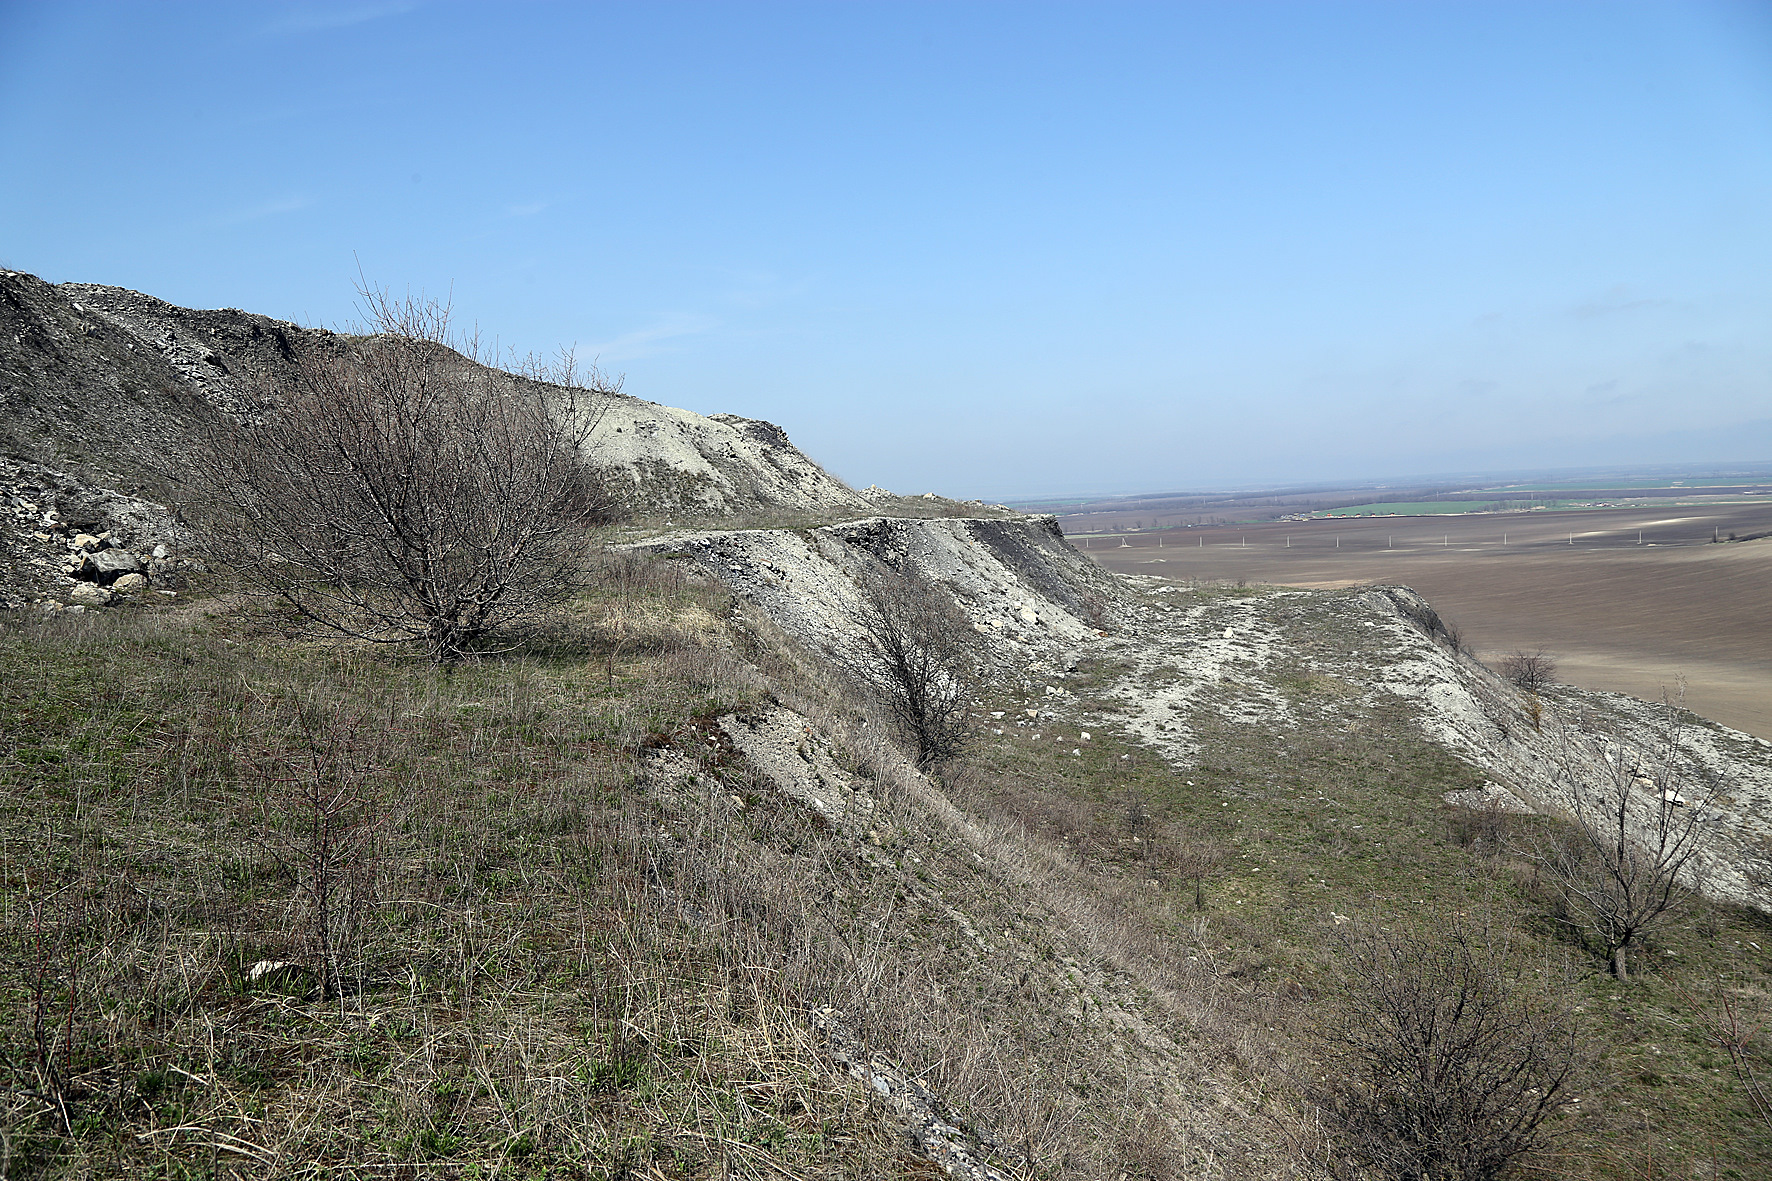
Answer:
[836,565,983,771]
[1311,925,1583,1181]
[183,288,620,660]
[1499,649,1557,693]
[1528,690,1716,980]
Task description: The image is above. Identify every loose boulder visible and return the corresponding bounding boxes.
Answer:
[88,549,142,585]
[68,582,112,607]
[112,572,149,594]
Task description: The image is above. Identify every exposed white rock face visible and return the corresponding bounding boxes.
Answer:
[568,394,869,517]
[629,514,1127,672]
[1353,587,1772,910]
[717,708,876,833]
[1099,578,1772,911]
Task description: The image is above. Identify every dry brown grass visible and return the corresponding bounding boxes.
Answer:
[7,554,1771,1180]
[0,562,927,1178]
[0,552,1244,1180]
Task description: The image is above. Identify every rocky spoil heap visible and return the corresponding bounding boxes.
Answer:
[0,270,324,486]
[574,393,871,518]
[1,269,880,592]
[1,455,196,610]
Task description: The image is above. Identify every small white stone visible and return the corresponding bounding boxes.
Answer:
[247,960,292,982]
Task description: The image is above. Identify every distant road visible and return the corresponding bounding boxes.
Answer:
[1071,503,1772,740]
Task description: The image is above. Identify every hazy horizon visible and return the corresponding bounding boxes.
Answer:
[994,454,1772,507]
[4,1,1769,499]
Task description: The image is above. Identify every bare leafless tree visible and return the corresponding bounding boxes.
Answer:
[1390,590,1469,656]
[1535,695,1714,980]
[837,565,983,771]
[187,286,617,661]
[1500,649,1558,693]
[1311,926,1581,1181]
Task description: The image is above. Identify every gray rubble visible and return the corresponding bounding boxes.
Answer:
[1,455,197,609]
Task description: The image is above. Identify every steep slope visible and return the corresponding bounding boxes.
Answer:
[636,516,1772,912]
[634,513,1126,664]
[0,272,242,485]
[620,514,1772,1175]
[1100,579,1772,908]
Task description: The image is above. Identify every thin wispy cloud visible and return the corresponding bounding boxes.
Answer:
[1570,287,1669,320]
[585,314,719,362]
[506,201,549,217]
[219,195,314,225]
[714,268,812,311]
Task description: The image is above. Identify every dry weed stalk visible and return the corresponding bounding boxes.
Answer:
[252,704,391,999]
[1174,835,1226,911]
[11,879,83,1138]
[1682,978,1772,1129]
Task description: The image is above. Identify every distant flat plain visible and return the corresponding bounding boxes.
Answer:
[1071,503,1772,740]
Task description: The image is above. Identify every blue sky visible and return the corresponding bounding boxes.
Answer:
[3,1,1769,497]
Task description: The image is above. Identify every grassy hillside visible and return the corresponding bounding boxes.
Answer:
[3,561,1770,1179]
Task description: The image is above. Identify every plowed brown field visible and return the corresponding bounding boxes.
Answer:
[1074,503,1772,739]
